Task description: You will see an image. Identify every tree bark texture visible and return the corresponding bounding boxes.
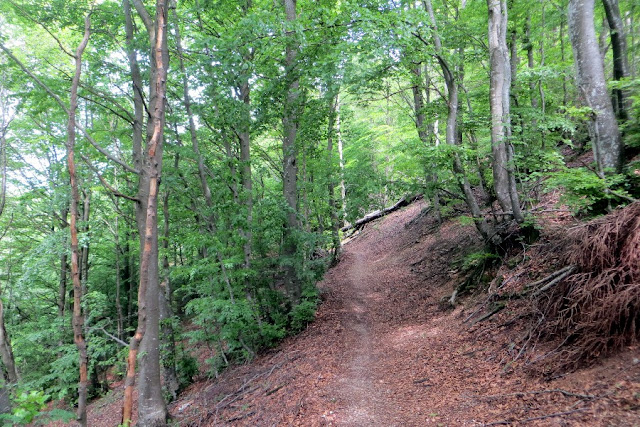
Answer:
[282,0,301,303]
[568,0,622,173]
[122,0,169,424]
[66,13,91,427]
[487,0,524,223]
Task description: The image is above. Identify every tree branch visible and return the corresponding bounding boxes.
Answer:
[0,42,140,175]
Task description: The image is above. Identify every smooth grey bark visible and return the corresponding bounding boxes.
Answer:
[282,0,301,303]
[569,0,623,173]
[602,0,630,119]
[487,0,524,222]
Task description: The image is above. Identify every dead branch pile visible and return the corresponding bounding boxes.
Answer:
[532,202,640,372]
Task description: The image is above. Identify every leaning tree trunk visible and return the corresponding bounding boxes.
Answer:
[487,0,524,223]
[602,0,631,119]
[66,14,91,427]
[282,0,301,303]
[569,0,623,174]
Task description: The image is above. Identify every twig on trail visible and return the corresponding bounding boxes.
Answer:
[480,388,597,400]
[265,383,286,396]
[227,411,255,422]
[471,303,505,325]
[483,407,588,426]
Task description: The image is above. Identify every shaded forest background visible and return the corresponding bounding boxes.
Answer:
[0,0,638,424]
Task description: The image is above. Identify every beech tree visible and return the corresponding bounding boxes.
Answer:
[568,0,622,173]
[487,0,524,223]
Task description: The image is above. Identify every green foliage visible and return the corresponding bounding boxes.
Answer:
[547,168,633,214]
[460,251,501,272]
[0,390,73,425]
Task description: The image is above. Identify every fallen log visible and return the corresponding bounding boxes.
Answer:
[341,195,418,233]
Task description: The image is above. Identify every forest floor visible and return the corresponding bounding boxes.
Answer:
[77,199,640,426]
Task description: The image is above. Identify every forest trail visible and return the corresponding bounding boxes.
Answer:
[82,199,640,426]
[168,199,639,426]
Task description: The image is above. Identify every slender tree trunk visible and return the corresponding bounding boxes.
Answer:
[525,14,539,118]
[569,0,623,173]
[424,0,496,241]
[115,216,124,341]
[327,96,341,264]
[282,0,301,303]
[411,64,441,221]
[159,191,178,401]
[336,95,347,225]
[0,135,17,385]
[239,79,253,282]
[80,190,90,309]
[173,8,238,306]
[0,298,18,385]
[239,2,254,285]
[487,0,524,222]
[560,15,569,106]
[58,208,69,319]
[66,14,91,427]
[602,0,631,119]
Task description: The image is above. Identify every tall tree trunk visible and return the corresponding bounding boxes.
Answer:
[327,95,341,265]
[80,189,90,313]
[424,0,496,242]
[602,0,631,119]
[336,95,347,225]
[66,14,91,427]
[411,63,441,221]
[239,2,254,285]
[0,48,20,395]
[122,0,169,424]
[115,216,124,341]
[282,0,301,303]
[58,208,69,319]
[0,298,18,385]
[487,0,524,222]
[159,190,178,401]
[569,0,623,173]
[173,8,237,306]
[239,78,253,283]
[525,14,539,120]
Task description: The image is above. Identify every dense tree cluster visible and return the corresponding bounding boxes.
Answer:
[0,0,637,424]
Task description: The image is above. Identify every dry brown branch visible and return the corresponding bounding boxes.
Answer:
[481,388,596,400]
[484,407,587,426]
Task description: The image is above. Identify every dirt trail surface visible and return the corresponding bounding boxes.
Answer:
[78,200,640,426]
